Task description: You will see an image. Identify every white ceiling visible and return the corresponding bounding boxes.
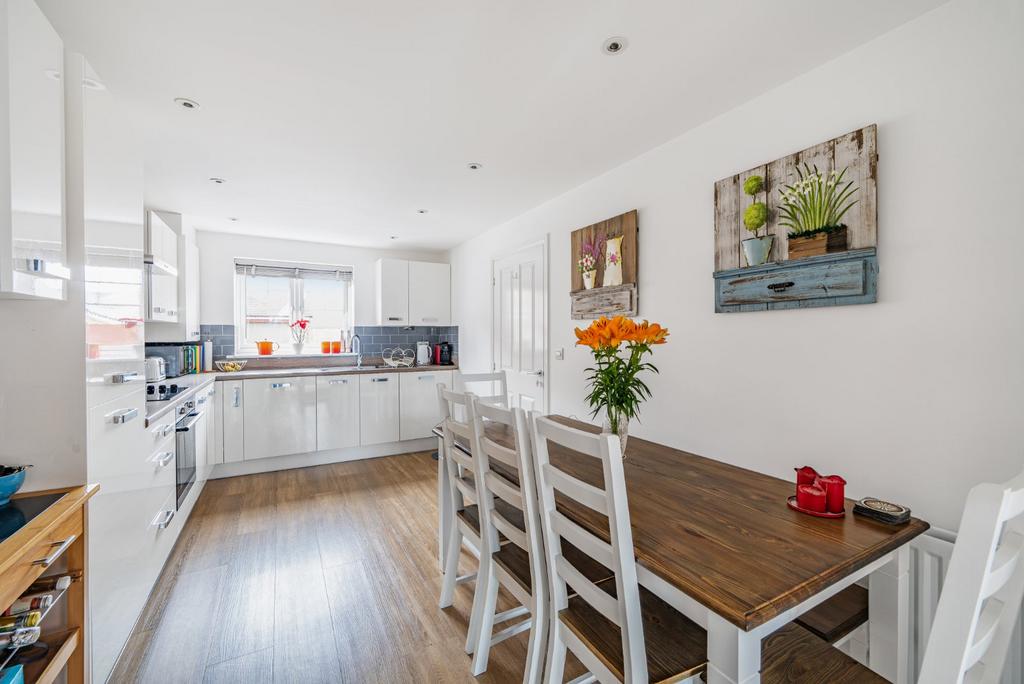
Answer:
[39,0,945,250]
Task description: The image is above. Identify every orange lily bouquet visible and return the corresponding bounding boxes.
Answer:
[574,316,669,453]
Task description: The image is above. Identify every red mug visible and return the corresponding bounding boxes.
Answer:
[796,484,827,513]
[818,475,847,514]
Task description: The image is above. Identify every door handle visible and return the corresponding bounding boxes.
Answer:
[232,387,241,407]
[417,375,435,380]
[328,379,349,385]
[108,408,139,424]
[109,371,140,384]
[151,509,175,529]
[151,451,174,467]
[270,382,292,389]
[196,396,207,405]
[371,377,390,383]
[32,535,77,567]
[526,370,544,377]
[387,316,403,321]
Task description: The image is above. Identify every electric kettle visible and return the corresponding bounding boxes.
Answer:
[416,341,432,366]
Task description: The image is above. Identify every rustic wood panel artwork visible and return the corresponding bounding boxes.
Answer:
[714,125,877,272]
[713,125,879,313]
[570,210,638,319]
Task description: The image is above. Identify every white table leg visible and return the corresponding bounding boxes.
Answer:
[707,612,761,684]
[869,545,911,684]
[437,433,451,573]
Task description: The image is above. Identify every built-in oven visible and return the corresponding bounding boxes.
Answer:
[174,400,200,509]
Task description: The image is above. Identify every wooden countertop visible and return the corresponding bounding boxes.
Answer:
[436,416,929,630]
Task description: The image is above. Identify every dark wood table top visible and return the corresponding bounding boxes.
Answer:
[435,416,929,630]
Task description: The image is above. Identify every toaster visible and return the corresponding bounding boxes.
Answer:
[145,357,166,382]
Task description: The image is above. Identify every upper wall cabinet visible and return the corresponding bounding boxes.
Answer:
[145,210,179,323]
[375,258,450,326]
[0,0,68,300]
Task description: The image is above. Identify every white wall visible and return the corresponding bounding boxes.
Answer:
[196,230,447,326]
[449,0,1024,532]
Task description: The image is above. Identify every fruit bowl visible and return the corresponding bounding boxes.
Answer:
[215,360,248,372]
[0,465,29,506]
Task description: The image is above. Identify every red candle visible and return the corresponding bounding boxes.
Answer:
[796,484,827,513]
[818,475,847,514]
[795,466,819,486]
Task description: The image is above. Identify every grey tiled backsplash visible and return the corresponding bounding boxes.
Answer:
[198,324,458,360]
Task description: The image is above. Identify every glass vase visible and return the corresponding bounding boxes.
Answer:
[601,407,630,457]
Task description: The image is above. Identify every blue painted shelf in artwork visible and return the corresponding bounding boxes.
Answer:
[713,248,877,313]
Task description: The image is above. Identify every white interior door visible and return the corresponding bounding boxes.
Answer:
[492,242,546,412]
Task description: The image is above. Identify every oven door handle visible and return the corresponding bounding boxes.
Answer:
[175,410,206,432]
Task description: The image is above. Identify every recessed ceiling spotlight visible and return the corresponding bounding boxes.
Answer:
[602,36,628,55]
[174,97,201,111]
[467,162,483,171]
[416,209,429,214]
[209,177,226,184]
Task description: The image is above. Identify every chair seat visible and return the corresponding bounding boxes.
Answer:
[493,541,614,595]
[794,585,869,643]
[761,623,887,684]
[559,579,706,683]
[456,501,525,539]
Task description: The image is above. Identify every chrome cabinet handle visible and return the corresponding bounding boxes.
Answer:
[152,509,175,529]
[526,370,544,377]
[32,535,76,567]
[417,375,435,380]
[151,451,174,467]
[421,317,438,322]
[153,306,165,314]
[387,316,403,321]
[109,371,140,384]
[232,387,241,408]
[328,379,348,385]
[371,377,390,383]
[108,408,139,424]
[270,382,292,389]
[196,396,207,405]
[161,424,174,437]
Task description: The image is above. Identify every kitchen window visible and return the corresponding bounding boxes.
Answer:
[234,259,354,355]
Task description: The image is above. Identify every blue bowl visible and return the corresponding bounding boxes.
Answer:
[0,466,27,506]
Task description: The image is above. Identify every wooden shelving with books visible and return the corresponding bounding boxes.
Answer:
[0,485,98,684]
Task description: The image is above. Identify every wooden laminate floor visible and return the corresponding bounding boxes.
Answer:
[110,452,584,683]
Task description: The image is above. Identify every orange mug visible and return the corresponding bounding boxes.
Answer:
[321,341,332,354]
[256,340,279,356]
[331,340,342,354]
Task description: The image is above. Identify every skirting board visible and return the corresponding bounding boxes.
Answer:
[209,437,437,479]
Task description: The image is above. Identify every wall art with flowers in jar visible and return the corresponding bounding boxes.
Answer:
[570,209,638,319]
[713,124,879,313]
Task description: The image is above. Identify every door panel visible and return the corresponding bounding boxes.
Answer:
[242,376,316,460]
[316,375,359,450]
[359,373,400,444]
[400,370,451,440]
[493,243,546,411]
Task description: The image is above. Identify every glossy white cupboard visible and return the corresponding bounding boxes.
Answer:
[374,258,451,325]
[316,374,359,450]
[242,376,317,460]
[221,379,244,463]
[400,369,452,440]
[359,373,401,444]
[0,0,68,299]
[145,210,178,322]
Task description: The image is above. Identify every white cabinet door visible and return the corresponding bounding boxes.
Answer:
[359,373,399,445]
[183,239,200,340]
[221,379,244,463]
[376,258,409,325]
[194,384,213,481]
[145,211,178,322]
[147,268,178,322]
[408,261,451,326]
[0,0,67,300]
[210,383,223,466]
[316,374,359,450]
[400,370,451,440]
[243,376,316,460]
[147,211,178,272]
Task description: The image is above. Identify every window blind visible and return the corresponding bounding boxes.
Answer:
[234,259,353,281]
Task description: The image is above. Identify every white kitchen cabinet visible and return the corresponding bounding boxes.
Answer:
[222,379,244,463]
[316,374,359,450]
[210,382,224,466]
[145,211,179,323]
[359,372,400,444]
[194,384,214,481]
[376,258,410,325]
[408,261,451,326]
[184,238,200,339]
[0,0,68,300]
[400,369,452,440]
[243,375,316,460]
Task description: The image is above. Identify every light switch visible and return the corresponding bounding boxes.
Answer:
[554,348,564,361]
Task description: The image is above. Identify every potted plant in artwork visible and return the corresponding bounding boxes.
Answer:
[779,164,859,259]
[575,316,669,455]
[578,235,603,290]
[290,318,310,355]
[741,174,773,266]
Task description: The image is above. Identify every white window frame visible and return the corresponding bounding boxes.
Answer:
[233,258,354,356]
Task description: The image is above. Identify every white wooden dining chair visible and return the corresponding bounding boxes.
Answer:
[529,414,706,684]
[437,387,488,616]
[464,398,547,681]
[917,466,1024,683]
[457,370,508,406]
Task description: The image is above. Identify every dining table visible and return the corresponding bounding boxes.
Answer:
[433,415,929,684]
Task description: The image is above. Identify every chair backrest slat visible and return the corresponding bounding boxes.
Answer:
[485,470,524,510]
[920,467,1024,684]
[482,440,519,470]
[492,512,528,550]
[457,370,508,407]
[541,463,608,513]
[530,413,648,682]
